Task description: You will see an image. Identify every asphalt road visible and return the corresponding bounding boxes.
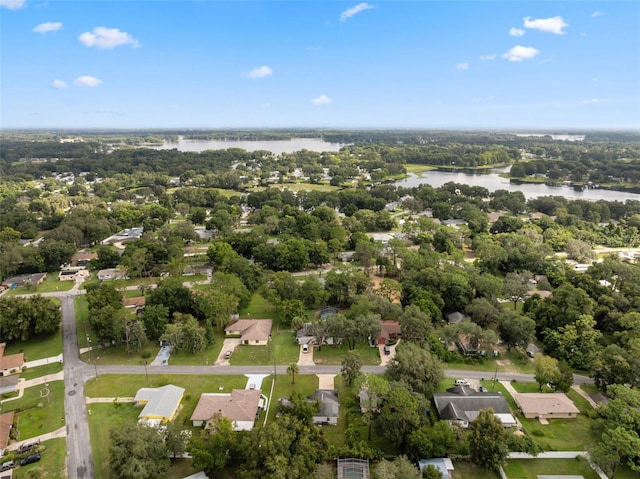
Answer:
[61,294,94,479]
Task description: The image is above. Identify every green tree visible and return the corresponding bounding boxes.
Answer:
[141,304,170,340]
[280,299,307,327]
[109,421,169,479]
[386,342,443,397]
[372,455,422,479]
[590,427,640,479]
[407,421,456,462]
[498,313,536,351]
[502,271,531,310]
[534,354,560,392]
[188,417,238,476]
[468,408,508,472]
[287,362,299,384]
[341,350,362,387]
[355,374,390,440]
[375,388,426,451]
[398,304,433,346]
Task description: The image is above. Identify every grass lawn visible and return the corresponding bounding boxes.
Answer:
[510,381,554,393]
[5,330,62,361]
[503,458,599,479]
[81,343,156,366]
[452,460,500,479]
[10,437,66,479]
[239,293,282,323]
[3,380,65,440]
[488,382,596,451]
[88,374,261,479]
[566,389,594,413]
[313,343,381,366]
[20,362,64,381]
[3,275,74,296]
[266,374,318,423]
[580,384,600,395]
[230,332,300,366]
[75,295,100,345]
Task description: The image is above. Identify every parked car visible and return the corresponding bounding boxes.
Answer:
[224,350,232,360]
[455,379,469,386]
[527,350,535,358]
[302,344,309,353]
[383,345,390,355]
[0,460,15,471]
[20,454,41,466]
[479,386,489,393]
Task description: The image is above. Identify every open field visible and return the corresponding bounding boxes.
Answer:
[313,342,381,366]
[503,458,599,479]
[452,460,500,479]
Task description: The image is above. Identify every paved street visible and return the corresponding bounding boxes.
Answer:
[61,294,94,479]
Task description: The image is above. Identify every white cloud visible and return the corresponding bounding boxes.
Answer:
[78,27,140,49]
[52,79,67,89]
[340,2,374,22]
[502,45,540,62]
[582,98,602,104]
[591,10,603,18]
[523,16,569,35]
[74,75,102,87]
[456,63,469,71]
[480,53,496,61]
[509,27,525,37]
[247,65,273,79]
[0,0,25,10]
[311,94,332,105]
[33,21,62,33]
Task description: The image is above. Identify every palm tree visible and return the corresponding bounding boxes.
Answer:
[287,362,299,384]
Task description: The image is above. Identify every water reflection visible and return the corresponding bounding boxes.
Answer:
[394,169,640,201]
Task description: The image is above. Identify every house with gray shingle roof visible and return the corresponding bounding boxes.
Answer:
[433,385,516,428]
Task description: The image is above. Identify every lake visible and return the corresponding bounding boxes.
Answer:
[153,136,347,155]
[394,167,640,202]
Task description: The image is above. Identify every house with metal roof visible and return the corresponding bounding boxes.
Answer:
[134,384,185,426]
[433,385,516,428]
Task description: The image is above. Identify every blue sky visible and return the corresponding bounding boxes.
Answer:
[1,1,639,130]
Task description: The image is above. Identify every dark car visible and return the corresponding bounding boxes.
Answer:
[20,454,41,467]
[383,345,390,355]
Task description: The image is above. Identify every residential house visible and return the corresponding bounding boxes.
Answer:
[308,390,339,426]
[102,227,144,247]
[182,473,209,479]
[375,320,401,345]
[433,385,517,428]
[1,273,47,289]
[58,269,90,282]
[0,411,15,455]
[225,319,272,346]
[0,376,20,395]
[513,393,580,419]
[418,458,454,479]
[0,343,25,377]
[97,268,128,281]
[446,311,466,324]
[191,389,262,431]
[134,384,185,426]
[123,296,146,311]
[70,252,98,268]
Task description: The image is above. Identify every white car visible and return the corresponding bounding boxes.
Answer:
[302,344,309,353]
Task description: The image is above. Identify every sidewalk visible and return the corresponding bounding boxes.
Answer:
[1,371,65,404]
[24,354,63,369]
[86,397,135,403]
[6,426,67,452]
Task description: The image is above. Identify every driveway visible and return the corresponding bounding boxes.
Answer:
[216,338,242,365]
[378,340,399,366]
[317,374,335,389]
[150,344,173,366]
[297,344,315,366]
